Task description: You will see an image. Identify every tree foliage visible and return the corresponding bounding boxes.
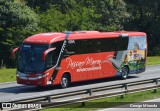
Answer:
[124,0,160,55]
[0,0,39,67]
[39,0,128,32]
[0,0,160,67]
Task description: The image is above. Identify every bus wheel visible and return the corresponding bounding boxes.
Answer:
[60,74,69,88]
[121,67,128,79]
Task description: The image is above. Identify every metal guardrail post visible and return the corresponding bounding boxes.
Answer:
[46,96,51,103]
[82,102,85,107]
[155,78,158,84]
[87,89,92,96]
[124,84,128,90]
[121,83,128,99]
[154,79,158,93]
[82,89,92,107]
[0,105,2,111]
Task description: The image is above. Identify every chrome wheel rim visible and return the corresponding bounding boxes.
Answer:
[122,68,127,78]
[61,77,67,87]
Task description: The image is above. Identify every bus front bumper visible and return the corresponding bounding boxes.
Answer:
[16,71,51,86]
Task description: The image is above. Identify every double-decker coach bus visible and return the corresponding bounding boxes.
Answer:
[12,31,147,88]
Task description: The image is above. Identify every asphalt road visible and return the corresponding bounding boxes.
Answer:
[0,65,160,102]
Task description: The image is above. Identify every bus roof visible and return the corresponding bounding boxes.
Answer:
[24,31,146,44]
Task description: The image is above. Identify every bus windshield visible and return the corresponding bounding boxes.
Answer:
[18,44,49,73]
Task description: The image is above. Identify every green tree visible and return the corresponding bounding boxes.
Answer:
[39,0,128,32]
[0,0,39,67]
[124,0,160,55]
[79,0,129,31]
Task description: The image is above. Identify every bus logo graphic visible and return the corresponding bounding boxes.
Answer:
[2,103,12,109]
[66,57,102,72]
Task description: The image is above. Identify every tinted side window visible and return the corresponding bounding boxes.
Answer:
[114,37,128,51]
[64,37,128,55]
[104,37,128,51]
[76,40,90,54]
[89,37,128,53]
[90,39,105,53]
[105,38,115,51]
[66,40,76,52]
[51,41,63,56]
[51,41,63,62]
[46,50,56,68]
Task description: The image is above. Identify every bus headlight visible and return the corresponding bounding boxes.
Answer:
[36,73,49,78]
[36,74,43,78]
[16,71,26,77]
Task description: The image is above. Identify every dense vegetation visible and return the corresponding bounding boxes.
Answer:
[0,0,160,68]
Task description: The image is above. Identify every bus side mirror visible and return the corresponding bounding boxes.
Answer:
[11,47,19,59]
[43,48,56,61]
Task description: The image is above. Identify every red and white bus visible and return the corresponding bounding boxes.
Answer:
[12,31,147,88]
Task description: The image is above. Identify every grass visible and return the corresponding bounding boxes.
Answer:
[147,56,160,65]
[0,68,16,83]
[42,89,160,111]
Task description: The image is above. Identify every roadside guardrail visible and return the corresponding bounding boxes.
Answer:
[1,77,160,111]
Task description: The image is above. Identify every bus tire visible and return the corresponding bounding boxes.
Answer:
[60,74,69,88]
[121,67,128,79]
